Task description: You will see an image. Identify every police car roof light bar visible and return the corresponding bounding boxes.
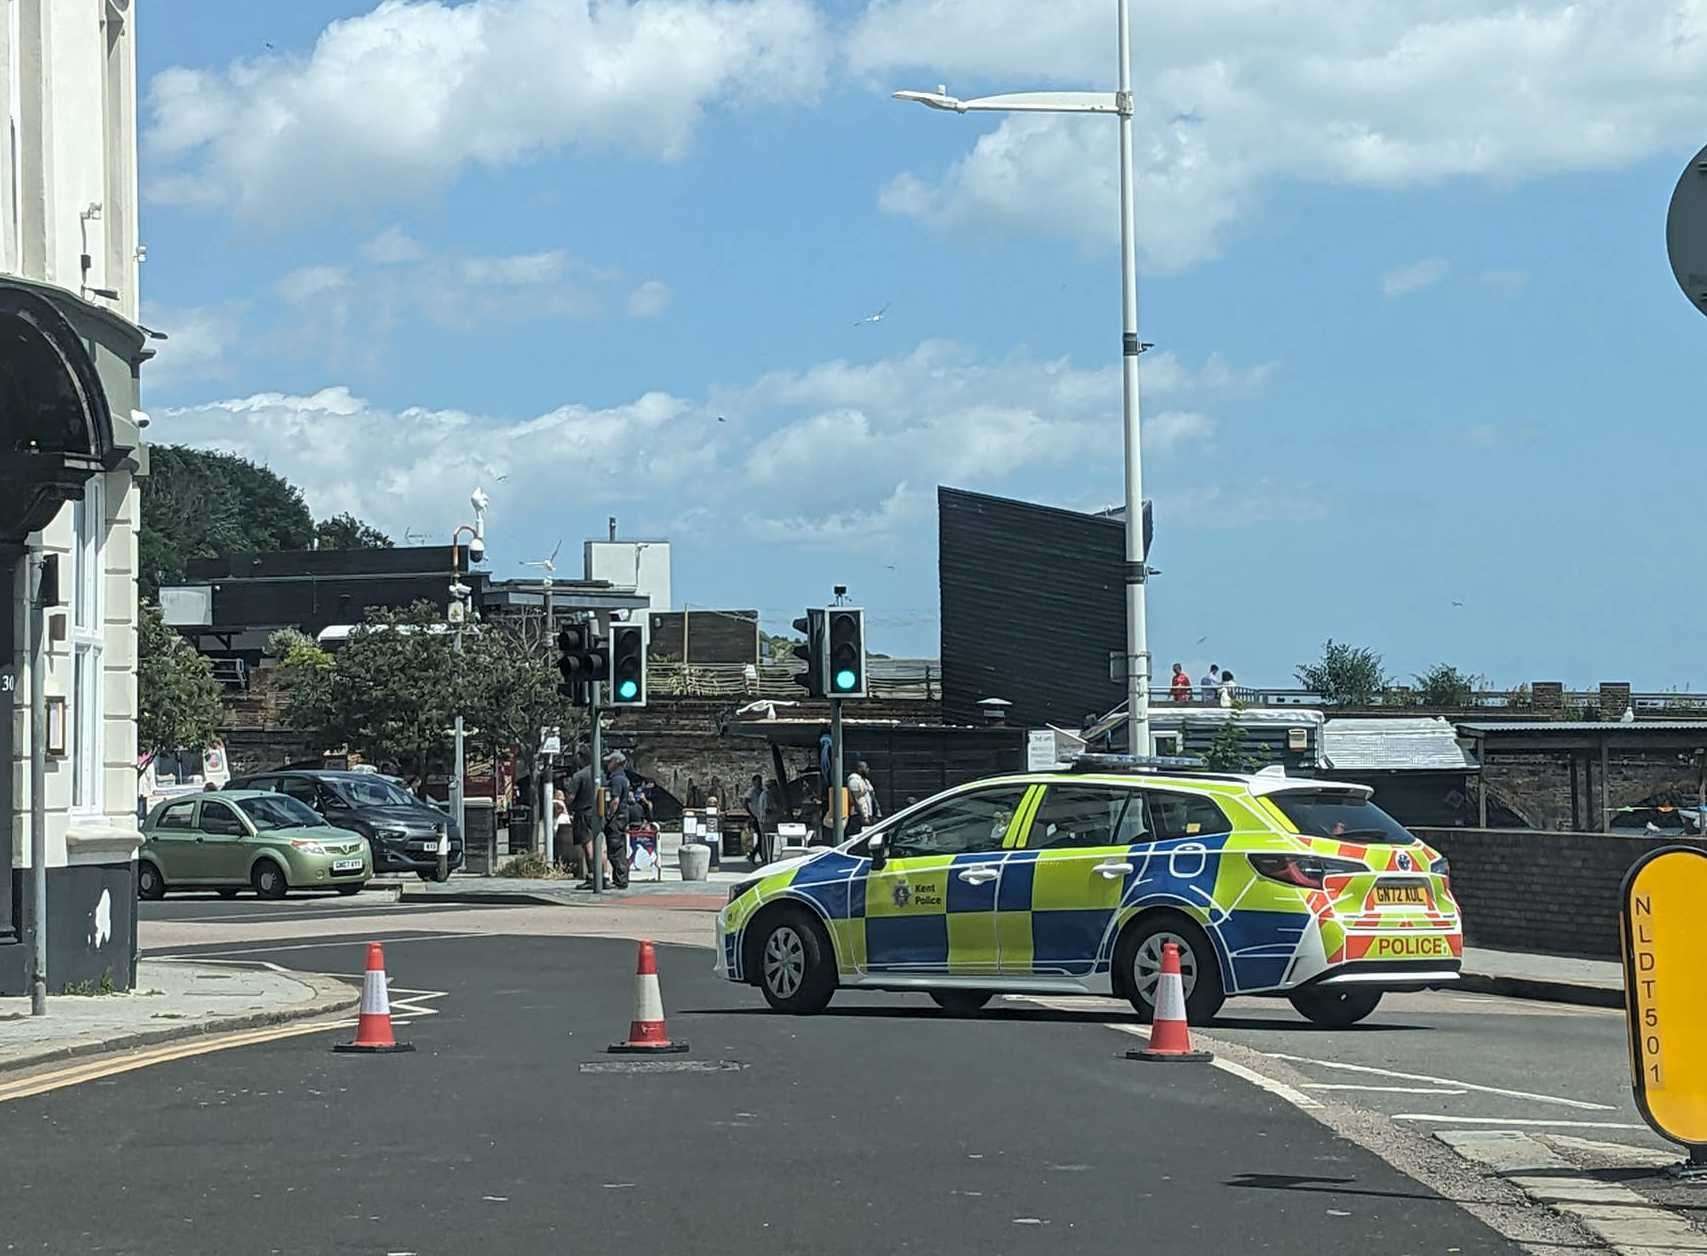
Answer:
[1066,753,1212,774]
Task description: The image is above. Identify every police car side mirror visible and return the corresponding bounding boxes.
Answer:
[868,833,887,871]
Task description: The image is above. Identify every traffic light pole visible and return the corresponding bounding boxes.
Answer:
[590,686,604,895]
[830,698,845,845]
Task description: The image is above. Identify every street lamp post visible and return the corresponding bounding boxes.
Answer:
[894,0,1151,756]
[448,489,489,881]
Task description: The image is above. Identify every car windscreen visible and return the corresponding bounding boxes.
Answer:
[1268,791,1415,844]
[237,795,324,830]
[335,777,419,808]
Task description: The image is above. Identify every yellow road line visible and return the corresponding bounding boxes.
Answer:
[0,1016,356,1104]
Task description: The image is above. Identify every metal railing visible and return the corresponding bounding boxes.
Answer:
[648,661,938,700]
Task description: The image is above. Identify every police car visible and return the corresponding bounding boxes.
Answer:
[714,758,1462,1027]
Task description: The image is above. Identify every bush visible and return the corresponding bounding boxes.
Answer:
[496,852,567,879]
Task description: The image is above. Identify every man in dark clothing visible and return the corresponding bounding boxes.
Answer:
[565,751,597,885]
[602,751,633,889]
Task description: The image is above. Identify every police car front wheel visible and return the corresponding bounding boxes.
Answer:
[1117,914,1225,1025]
[756,910,836,1014]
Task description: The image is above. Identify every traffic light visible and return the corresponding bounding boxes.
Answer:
[790,608,825,698]
[555,620,608,707]
[609,621,647,707]
[824,608,866,698]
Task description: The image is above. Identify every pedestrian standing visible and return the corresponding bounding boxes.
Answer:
[566,750,600,887]
[1169,662,1192,703]
[552,788,573,871]
[602,751,633,889]
[847,760,879,838]
[744,773,769,867]
[1200,664,1221,704]
[1218,669,1237,708]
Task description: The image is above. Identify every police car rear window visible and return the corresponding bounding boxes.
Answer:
[1270,792,1414,844]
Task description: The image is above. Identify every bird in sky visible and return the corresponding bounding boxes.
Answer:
[1196,635,1208,645]
[716,415,726,423]
[854,302,892,327]
[1451,600,1465,608]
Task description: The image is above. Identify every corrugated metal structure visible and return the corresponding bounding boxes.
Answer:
[938,486,1124,730]
[647,609,759,664]
[1321,718,1477,771]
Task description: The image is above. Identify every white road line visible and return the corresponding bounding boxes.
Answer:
[1261,1052,1618,1111]
[1303,1084,1470,1095]
[1105,1023,1324,1110]
[149,931,484,959]
[1394,1114,1648,1129]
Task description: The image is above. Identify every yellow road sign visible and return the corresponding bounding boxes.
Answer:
[1622,846,1707,1149]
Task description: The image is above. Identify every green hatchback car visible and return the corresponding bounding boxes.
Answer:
[138,790,372,900]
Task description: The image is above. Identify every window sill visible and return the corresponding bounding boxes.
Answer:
[65,818,142,863]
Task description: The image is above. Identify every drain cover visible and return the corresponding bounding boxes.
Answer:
[579,1059,744,1075]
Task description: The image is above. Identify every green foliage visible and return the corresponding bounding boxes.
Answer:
[760,632,802,662]
[462,613,584,779]
[314,603,461,776]
[137,602,225,762]
[268,628,336,734]
[1413,663,1482,707]
[496,852,567,879]
[138,446,315,598]
[315,512,393,550]
[1296,639,1390,705]
[61,970,117,996]
[1203,708,1254,772]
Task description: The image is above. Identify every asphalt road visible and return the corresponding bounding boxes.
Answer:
[4,932,1523,1255]
[140,892,495,925]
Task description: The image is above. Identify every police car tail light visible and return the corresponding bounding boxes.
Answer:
[1249,853,1365,890]
[1429,855,1451,890]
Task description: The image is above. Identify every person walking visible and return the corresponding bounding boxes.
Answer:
[566,750,599,887]
[552,787,573,871]
[1169,662,1192,703]
[602,751,633,889]
[744,773,769,868]
[1200,664,1221,704]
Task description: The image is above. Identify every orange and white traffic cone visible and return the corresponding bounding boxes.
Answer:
[333,941,415,1054]
[1127,941,1212,1063]
[609,939,689,1054]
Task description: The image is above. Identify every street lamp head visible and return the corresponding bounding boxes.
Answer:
[893,88,965,113]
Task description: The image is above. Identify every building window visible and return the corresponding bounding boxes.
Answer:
[70,476,105,813]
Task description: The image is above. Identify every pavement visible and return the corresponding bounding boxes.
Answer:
[1459,944,1622,1008]
[0,957,356,1074]
[0,931,1539,1256]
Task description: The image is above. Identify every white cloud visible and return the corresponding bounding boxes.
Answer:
[276,265,351,305]
[145,0,830,218]
[141,304,243,392]
[857,1,1707,263]
[361,226,424,265]
[157,339,1265,551]
[459,251,569,287]
[1381,258,1449,298]
[627,280,673,318]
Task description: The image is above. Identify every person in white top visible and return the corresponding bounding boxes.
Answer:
[1217,670,1238,708]
[847,761,879,836]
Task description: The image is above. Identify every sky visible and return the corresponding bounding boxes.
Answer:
[137,0,1707,690]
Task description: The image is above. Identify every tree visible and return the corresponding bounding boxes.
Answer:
[315,512,393,551]
[1296,640,1390,705]
[1202,708,1254,772]
[463,614,585,807]
[325,604,462,777]
[137,603,224,762]
[1413,663,1482,707]
[267,628,336,734]
[138,445,315,598]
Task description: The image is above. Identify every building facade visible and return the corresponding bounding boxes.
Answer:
[0,0,147,994]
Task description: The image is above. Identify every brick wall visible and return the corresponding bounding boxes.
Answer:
[1481,752,1700,832]
[1415,826,1704,957]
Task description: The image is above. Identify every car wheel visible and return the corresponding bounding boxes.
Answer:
[217,888,240,899]
[1288,987,1383,1028]
[416,871,433,881]
[137,861,165,901]
[251,860,288,901]
[1117,913,1225,1025]
[929,991,993,1015]
[430,863,451,883]
[336,884,363,897]
[754,910,836,1014]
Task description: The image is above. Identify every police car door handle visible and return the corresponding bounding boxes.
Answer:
[1094,861,1134,878]
[957,867,1000,885]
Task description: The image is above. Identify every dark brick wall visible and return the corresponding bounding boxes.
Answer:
[1480,752,1700,832]
[1415,826,1704,958]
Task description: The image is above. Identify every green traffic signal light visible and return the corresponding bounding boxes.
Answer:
[834,669,857,692]
[617,678,639,701]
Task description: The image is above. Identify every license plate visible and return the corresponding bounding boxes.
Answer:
[333,858,364,872]
[1374,883,1428,906]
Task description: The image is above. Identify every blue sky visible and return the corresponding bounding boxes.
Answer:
[138,0,1707,689]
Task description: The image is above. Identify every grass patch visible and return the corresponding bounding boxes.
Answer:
[61,970,118,996]
[495,852,571,879]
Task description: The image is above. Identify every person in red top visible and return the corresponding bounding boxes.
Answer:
[1169,662,1193,703]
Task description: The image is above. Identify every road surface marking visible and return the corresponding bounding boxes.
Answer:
[0,1018,355,1103]
[1395,1114,1648,1129]
[1304,1084,1470,1095]
[1262,1052,1617,1111]
[150,930,485,958]
[1104,1022,1324,1109]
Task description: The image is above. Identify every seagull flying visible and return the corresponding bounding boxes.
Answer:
[854,302,892,327]
[716,415,727,423]
[1451,600,1464,608]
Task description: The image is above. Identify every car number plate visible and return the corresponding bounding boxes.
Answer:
[1374,883,1428,906]
[333,858,364,872]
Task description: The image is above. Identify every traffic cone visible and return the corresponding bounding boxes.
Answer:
[333,941,415,1054]
[609,940,689,1054]
[1126,941,1212,1063]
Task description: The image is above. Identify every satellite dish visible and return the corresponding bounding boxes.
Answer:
[1665,142,1707,318]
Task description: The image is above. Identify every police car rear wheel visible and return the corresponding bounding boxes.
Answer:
[1288,987,1382,1028]
[929,991,993,1015]
[757,912,835,1014]
[1118,915,1224,1025]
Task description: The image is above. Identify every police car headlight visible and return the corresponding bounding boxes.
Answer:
[728,878,760,905]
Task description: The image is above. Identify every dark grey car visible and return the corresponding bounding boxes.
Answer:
[230,770,464,879]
